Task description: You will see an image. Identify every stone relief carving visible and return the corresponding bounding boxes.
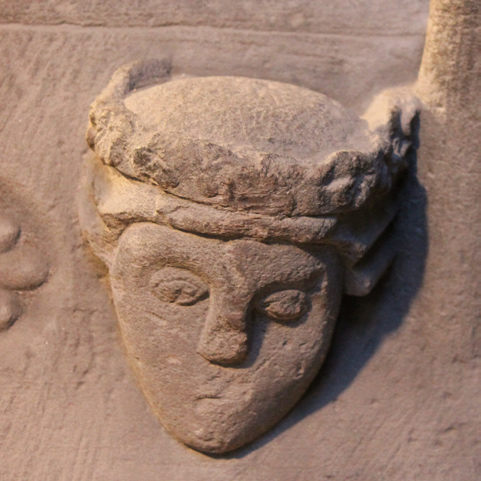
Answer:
[0,197,50,331]
[79,60,419,453]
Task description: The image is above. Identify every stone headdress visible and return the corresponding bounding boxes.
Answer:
[80,60,419,296]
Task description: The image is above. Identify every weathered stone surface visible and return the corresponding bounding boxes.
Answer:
[0,22,426,113]
[0,189,50,331]
[0,0,479,479]
[0,0,429,35]
[81,63,418,452]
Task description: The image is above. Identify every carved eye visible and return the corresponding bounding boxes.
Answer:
[150,268,208,306]
[256,289,308,321]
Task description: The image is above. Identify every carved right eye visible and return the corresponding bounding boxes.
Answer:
[256,289,308,321]
[150,268,208,306]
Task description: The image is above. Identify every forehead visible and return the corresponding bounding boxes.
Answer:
[115,223,326,288]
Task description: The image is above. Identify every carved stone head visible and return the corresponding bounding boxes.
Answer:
[80,60,418,453]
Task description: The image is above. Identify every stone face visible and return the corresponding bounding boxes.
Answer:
[111,224,341,452]
[81,62,419,452]
[1,0,480,479]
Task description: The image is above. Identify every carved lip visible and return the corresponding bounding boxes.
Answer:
[195,394,222,400]
[142,368,320,454]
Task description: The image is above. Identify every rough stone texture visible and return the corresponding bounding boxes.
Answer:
[80,66,417,453]
[0,0,479,479]
[0,20,426,115]
[0,0,429,35]
[0,187,50,330]
[88,67,416,218]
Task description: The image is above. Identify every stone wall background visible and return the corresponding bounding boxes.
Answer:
[1,1,479,480]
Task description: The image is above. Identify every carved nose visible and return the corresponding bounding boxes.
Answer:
[197,300,249,366]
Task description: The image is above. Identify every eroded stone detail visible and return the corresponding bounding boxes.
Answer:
[0,213,49,330]
[80,60,419,453]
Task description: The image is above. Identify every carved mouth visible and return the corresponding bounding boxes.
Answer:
[195,394,221,400]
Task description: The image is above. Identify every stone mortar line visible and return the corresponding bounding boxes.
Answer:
[0,21,426,40]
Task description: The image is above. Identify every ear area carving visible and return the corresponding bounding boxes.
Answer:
[96,58,172,104]
[87,59,173,181]
[343,219,398,297]
[363,87,421,175]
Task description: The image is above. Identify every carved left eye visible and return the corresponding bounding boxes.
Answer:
[256,289,308,321]
[150,268,208,306]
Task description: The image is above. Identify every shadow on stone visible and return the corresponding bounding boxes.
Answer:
[217,149,428,459]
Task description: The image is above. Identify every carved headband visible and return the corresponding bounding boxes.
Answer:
[83,60,418,268]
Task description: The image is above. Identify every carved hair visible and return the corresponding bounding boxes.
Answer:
[80,60,419,296]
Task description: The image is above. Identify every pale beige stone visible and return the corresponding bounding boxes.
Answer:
[80,61,418,452]
[0,0,479,478]
[0,194,49,331]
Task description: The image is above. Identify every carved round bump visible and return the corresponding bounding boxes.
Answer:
[0,289,22,331]
[0,216,20,253]
[0,212,50,331]
[0,246,50,291]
